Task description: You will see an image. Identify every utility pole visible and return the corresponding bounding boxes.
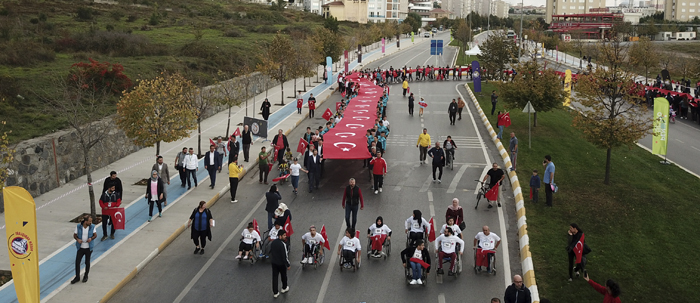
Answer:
[518,0,524,62]
[487,0,490,32]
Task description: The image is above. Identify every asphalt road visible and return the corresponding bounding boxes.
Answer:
[111,32,523,303]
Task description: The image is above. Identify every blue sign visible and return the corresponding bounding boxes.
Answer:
[430,40,444,56]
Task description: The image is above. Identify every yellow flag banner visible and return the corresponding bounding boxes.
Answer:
[563,69,572,107]
[652,97,670,155]
[3,186,40,303]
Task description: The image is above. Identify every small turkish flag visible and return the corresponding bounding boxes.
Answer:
[232,127,241,137]
[322,108,333,121]
[498,113,512,128]
[428,217,436,242]
[284,216,294,237]
[485,183,499,201]
[105,207,125,230]
[336,102,341,111]
[209,138,216,147]
[297,138,309,153]
[321,225,331,250]
[253,218,261,235]
[297,98,303,108]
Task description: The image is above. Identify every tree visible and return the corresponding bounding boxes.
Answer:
[312,27,344,73]
[670,56,698,81]
[0,119,14,195]
[452,19,471,52]
[382,20,398,39]
[399,22,412,35]
[191,76,217,156]
[404,13,422,33]
[497,59,567,126]
[214,69,246,139]
[257,31,296,105]
[39,72,114,219]
[477,32,517,79]
[116,73,198,156]
[572,39,653,185]
[628,37,659,84]
[323,16,339,33]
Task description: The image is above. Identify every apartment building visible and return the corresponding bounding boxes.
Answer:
[443,0,474,18]
[545,0,606,22]
[322,0,370,23]
[474,0,510,18]
[664,0,700,21]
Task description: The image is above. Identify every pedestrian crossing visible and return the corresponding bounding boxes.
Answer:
[386,134,484,149]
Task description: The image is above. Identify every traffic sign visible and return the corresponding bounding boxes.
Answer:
[430,40,443,55]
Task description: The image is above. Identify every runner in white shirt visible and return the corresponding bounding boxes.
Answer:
[440,216,462,238]
[236,222,261,260]
[301,225,325,264]
[337,228,361,268]
[435,227,464,275]
[289,158,307,194]
[404,210,430,247]
[473,225,501,273]
[367,216,392,257]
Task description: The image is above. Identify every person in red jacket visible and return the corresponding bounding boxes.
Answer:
[99,185,122,241]
[369,151,387,195]
[584,273,621,303]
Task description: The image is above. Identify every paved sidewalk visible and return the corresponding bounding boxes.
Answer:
[0,33,435,303]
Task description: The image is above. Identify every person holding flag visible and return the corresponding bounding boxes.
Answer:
[482,163,505,208]
[308,93,316,118]
[275,203,293,251]
[567,223,590,282]
[496,111,505,140]
[296,91,303,114]
[473,226,501,274]
[215,137,227,173]
[300,225,325,264]
[236,222,262,260]
[271,129,289,166]
[367,216,391,258]
[99,185,121,241]
[228,128,241,164]
[401,239,431,285]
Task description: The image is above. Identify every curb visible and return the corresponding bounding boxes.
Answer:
[463,83,541,302]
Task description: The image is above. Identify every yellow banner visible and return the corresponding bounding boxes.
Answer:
[563,69,572,106]
[4,186,40,303]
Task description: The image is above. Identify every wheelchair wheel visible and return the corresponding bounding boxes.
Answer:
[384,239,391,257]
[490,255,497,275]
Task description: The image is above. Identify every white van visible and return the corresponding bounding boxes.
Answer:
[675,32,697,40]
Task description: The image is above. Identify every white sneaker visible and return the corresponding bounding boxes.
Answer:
[281,286,290,293]
[410,279,418,285]
[432,179,436,183]
[273,293,280,298]
[379,188,382,193]
[438,180,441,183]
[416,279,423,285]
[374,190,379,194]
[231,200,238,203]
[301,257,308,264]
[308,258,314,264]
[243,255,248,260]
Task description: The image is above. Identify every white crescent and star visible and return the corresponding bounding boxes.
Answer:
[333,142,356,152]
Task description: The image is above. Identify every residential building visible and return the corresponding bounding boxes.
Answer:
[428,8,452,18]
[474,0,509,18]
[443,0,474,18]
[664,0,700,21]
[409,0,433,13]
[368,0,408,21]
[322,0,369,23]
[545,0,606,23]
[305,0,324,14]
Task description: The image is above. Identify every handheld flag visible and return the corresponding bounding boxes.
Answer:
[297,98,303,108]
[272,174,290,183]
[253,218,261,236]
[322,108,334,121]
[485,183,499,201]
[3,186,40,303]
[105,207,126,230]
[573,233,586,264]
[232,127,241,138]
[284,216,294,237]
[336,102,342,111]
[321,225,331,250]
[418,101,428,108]
[209,138,216,147]
[498,113,512,128]
[297,138,309,154]
[428,217,436,242]
[410,257,430,269]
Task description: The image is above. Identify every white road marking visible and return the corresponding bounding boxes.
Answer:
[447,164,469,194]
[173,195,267,303]
[438,293,446,303]
[692,146,700,152]
[676,139,684,144]
[316,221,347,303]
[427,191,433,202]
[419,173,433,192]
[454,84,490,164]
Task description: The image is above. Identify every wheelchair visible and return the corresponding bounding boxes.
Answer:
[436,244,462,277]
[238,239,262,265]
[301,244,325,269]
[473,247,497,275]
[405,231,428,251]
[339,249,361,272]
[404,264,429,286]
[367,237,391,260]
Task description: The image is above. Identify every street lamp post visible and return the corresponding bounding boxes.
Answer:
[518,0,524,62]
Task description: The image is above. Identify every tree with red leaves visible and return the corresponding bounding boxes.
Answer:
[69,58,132,96]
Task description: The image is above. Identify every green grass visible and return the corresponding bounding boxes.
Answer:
[449,40,478,66]
[469,82,700,302]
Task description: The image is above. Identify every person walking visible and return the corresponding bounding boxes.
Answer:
[583,273,621,303]
[308,93,316,118]
[204,144,222,189]
[530,170,540,203]
[187,201,213,255]
[270,230,290,298]
[446,198,465,230]
[491,90,498,115]
[265,185,282,230]
[99,185,121,241]
[482,163,505,208]
[261,98,271,121]
[342,178,364,230]
[419,97,427,116]
[228,135,240,165]
[457,97,465,120]
[289,157,307,195]
[509,132,518,171]
[496,111,505,140]
[272,129,289,165]
[408,93,415,116]
[242,125,252,162]
[258,147,271,184]
[428,142,445,183]
[152,156,170,205]
[543,155,555,207]
[416,128,431,164]
[102,171,123,197]
[229,157,243,203]
[71,214,96,284]
[175,147,188,187]
[184,148,198,190]
[369,151,387,194]
[306,149,321,193]
[215,137,227,172]
[504,275,532,303]
[296,91,303,114]
[145,170,165,222]
[402,79,409,97]
[567,223,589,281]
[448,99,458,125]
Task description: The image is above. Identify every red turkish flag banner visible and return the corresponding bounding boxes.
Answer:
[336,102,342,111]
[284,216,294,237]
[574,233,585,263]
[410,257,430,269]
[297,138,309,154]
[321,225,331,250]
[253,218,261,235]
[498,113,512,128]
[232,127,241,137]
[104,207,125,230]
[297,98,303,108]
[322,108,333,121]
[428,217,436,242]
[371,234,387,251]
[485,183,499,201]
[209,138,216,147]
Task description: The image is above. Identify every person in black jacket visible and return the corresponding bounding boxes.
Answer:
[265,185,282,231]
[204,144,221,188]
[567,223,589,281]
[306,149,321,193]
[241,125,252,162]
[427,142,445,183]
[401,239,431,285]
[103,171,123,197]
[270,230,290,298]
[271,129,289,165]
[342,178,364,230]
[228,135,240,165]
[145,170,165,222]
[448,99,458,125]
[261,98,271,120]
[504,275,531,303]
[408,93,415,116]
[187,201,213,255]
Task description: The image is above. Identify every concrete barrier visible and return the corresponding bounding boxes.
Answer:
[463,83,540,303]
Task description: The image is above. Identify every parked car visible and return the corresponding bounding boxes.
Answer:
[424,32,430,37]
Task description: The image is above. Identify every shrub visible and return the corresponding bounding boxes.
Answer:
[222,12,233,19]
[76,7,93,21]
[105,24,115,31]
[148,12,159,25]
[39,13,48,22]
[69,58,133,95]
[30,18,39,24]
[110,10,124,21]
[223,28,243,37]
[127,14,138,22]
[0,41,55,66]
[61,30,169,57]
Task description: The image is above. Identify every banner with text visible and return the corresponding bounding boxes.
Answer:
[4,186,40,303]
[472,61,482,93]
[652,97,670,155]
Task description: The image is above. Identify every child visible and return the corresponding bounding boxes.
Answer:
[530,170,541,203]
[278,159,290,179]
[284,147,293,163]
[377,132,387,154]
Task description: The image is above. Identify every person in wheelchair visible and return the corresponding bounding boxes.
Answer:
[301,225,325,264]
[337,228,361,268]
[435,227,464,276]
[367,216,392,257]
[262,221,284,258]
[440,216,462,239]
[405,210,430,247]
[473,225,501,273]
[401,239,431,285]
[236,222,261,260]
